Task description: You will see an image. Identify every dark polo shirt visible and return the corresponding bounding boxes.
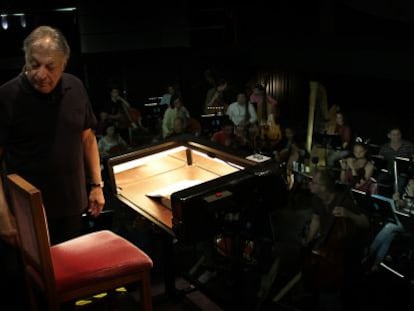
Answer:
[0,72,97,219]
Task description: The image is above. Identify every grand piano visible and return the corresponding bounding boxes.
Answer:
[106,136,288,308]
[106,136,288,242]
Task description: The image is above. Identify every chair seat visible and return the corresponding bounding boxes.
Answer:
[51,230,153,294]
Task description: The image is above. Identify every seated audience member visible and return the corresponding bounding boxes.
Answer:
[226,92,257,132]
[339,142,376,194]
[364,177,414,272]
[98,123,129,159]
[377,126,414,194]
[326,111,351,167]
[162,95,190,139]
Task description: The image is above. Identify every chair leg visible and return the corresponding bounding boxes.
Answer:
[139,273,152,311]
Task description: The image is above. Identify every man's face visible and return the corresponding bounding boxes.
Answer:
[237,93,247,105]
[25,38,66,94]
[388,129,402,144]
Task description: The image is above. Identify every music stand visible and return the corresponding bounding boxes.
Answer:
[394,157,414,193]
[313,132,343,150]
[200,114,230,137]
[351,189,372,216]
[370,194,401,225]
[313,132,343,167]
[395,157,414,177]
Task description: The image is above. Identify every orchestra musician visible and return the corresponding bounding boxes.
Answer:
[302,169,369,311]
[102,88,144,143]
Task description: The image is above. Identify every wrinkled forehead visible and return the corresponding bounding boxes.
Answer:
[26,38,66,61]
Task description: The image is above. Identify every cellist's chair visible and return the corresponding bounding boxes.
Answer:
[7,173,153,311]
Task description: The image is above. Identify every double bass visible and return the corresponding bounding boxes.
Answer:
[113,95,141,129]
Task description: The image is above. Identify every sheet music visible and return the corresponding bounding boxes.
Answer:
[371,194,406,224]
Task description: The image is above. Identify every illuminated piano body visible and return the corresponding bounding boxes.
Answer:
[107,138,287,242]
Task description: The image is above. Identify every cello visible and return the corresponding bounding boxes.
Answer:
[302,187,352,291]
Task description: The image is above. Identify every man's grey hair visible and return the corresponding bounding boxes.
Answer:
[23,25,70,60]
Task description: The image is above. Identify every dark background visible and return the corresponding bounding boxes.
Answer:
[1,0,414,144]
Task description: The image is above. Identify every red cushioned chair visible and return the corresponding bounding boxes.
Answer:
[7,174,153,311]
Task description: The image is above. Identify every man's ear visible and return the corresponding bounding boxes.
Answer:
[62,59,68,70]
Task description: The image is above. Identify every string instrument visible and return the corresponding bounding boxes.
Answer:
[302,188,351,290]
[259,115,282,142]
[119,100,140,129]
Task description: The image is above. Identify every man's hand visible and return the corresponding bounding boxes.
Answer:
[88,187,105,217]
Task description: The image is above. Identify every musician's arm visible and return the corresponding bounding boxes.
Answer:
[356,161,374,188]
[337,206,369,228]
[248,103,258,124]
[350,209,369,228]
[116,95,131,108]
[304,213,320,246]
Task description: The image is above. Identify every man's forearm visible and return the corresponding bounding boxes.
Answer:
[82,129,102,183]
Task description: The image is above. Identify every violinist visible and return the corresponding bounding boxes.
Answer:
[303,169,369,311]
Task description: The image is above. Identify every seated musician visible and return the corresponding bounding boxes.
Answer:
[102,88,145,142]
[226,91,257,132]
[364,177,414,273]
[250,84,281,152]
[162,95,190,139]
[303,169,369,311]
[339,142,376,194]
[376,126,414,195]
[326,111,351,167]
[98,123,129,159]
[211,118,248,150]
